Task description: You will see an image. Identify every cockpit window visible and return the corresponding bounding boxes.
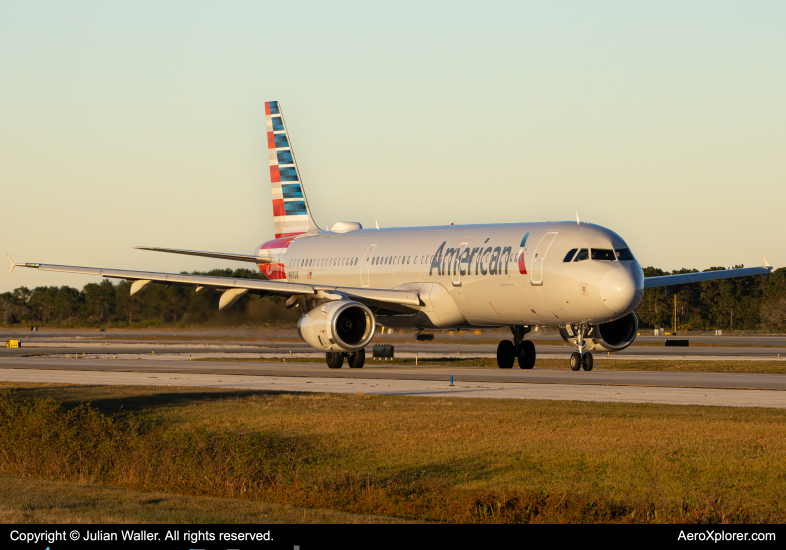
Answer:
[563,249,578,262]
[615,248,635,261]
[591,248,616,261]
[573,248,589,261]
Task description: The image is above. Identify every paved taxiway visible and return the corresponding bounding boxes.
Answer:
[3,342,786,359]
[0,366,783,409]
[1,356,785,408]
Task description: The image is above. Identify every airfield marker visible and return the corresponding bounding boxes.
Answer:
[450,375,454,386]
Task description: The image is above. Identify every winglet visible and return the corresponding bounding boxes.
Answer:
[576,211,580,225]
[6,254,16,276]
[764,256,773,270]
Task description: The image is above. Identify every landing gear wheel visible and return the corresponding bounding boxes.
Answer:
[570,352,582,371]
[517,340,536,369]
[347,349,365,369]
[582,351,594,371]
[326,352,344,369]
[497,340,515,369]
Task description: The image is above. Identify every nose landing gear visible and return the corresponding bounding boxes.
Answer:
[570,351,594,371]
[496,326,536,369]
[567,323,594,371]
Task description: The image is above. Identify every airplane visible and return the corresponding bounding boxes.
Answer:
[6,101,774,370]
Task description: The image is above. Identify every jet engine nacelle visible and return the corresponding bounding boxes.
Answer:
[297,300,375,352]
[594,312,638,351]
[559,312,638,352]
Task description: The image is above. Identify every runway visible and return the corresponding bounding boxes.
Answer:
[1,355,785,408]
[0,366,783,409]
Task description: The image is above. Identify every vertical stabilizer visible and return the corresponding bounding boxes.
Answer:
[265,101,320,238]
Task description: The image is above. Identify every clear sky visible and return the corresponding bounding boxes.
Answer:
[1,1,784,293]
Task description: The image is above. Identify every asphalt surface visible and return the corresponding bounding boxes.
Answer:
[3,341,786,358]
[4,329,786,346]
[1,366,784,409]
[1,356,785,391]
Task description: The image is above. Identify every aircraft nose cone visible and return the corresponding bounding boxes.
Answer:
[599,267,642,315]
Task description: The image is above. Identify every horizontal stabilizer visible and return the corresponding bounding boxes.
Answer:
[135,246,273,264]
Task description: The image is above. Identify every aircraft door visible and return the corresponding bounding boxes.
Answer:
[530,232,558,286]
[452,243,468,287]
[360,244,377,287]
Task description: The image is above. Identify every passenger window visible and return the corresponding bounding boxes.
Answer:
[563,249,578,262]
[615,248,635,261]
[573,249,589,262]
[591,249,616,261]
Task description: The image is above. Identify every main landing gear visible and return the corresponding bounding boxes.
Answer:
[326,348,366,369]
[496,326,535,369]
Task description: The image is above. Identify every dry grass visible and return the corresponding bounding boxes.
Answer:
[0,382,785,523]
[196,356,786,374]
[0,475,410,524]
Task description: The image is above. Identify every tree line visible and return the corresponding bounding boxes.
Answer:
[0,269,300,329]
[1,266,785,331]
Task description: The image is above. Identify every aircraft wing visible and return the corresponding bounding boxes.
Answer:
[5,256,422,311]
[643,259,773,297]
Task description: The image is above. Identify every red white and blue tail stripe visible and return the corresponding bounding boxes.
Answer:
[265,101,319,239]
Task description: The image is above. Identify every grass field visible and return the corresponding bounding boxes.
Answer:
[197,356,786,374]
[1,382,784,523]
[0,476,407,524]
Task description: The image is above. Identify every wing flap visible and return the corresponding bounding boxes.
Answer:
[326,286,421,307]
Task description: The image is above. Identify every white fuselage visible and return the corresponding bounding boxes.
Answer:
[265,221,644,329]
